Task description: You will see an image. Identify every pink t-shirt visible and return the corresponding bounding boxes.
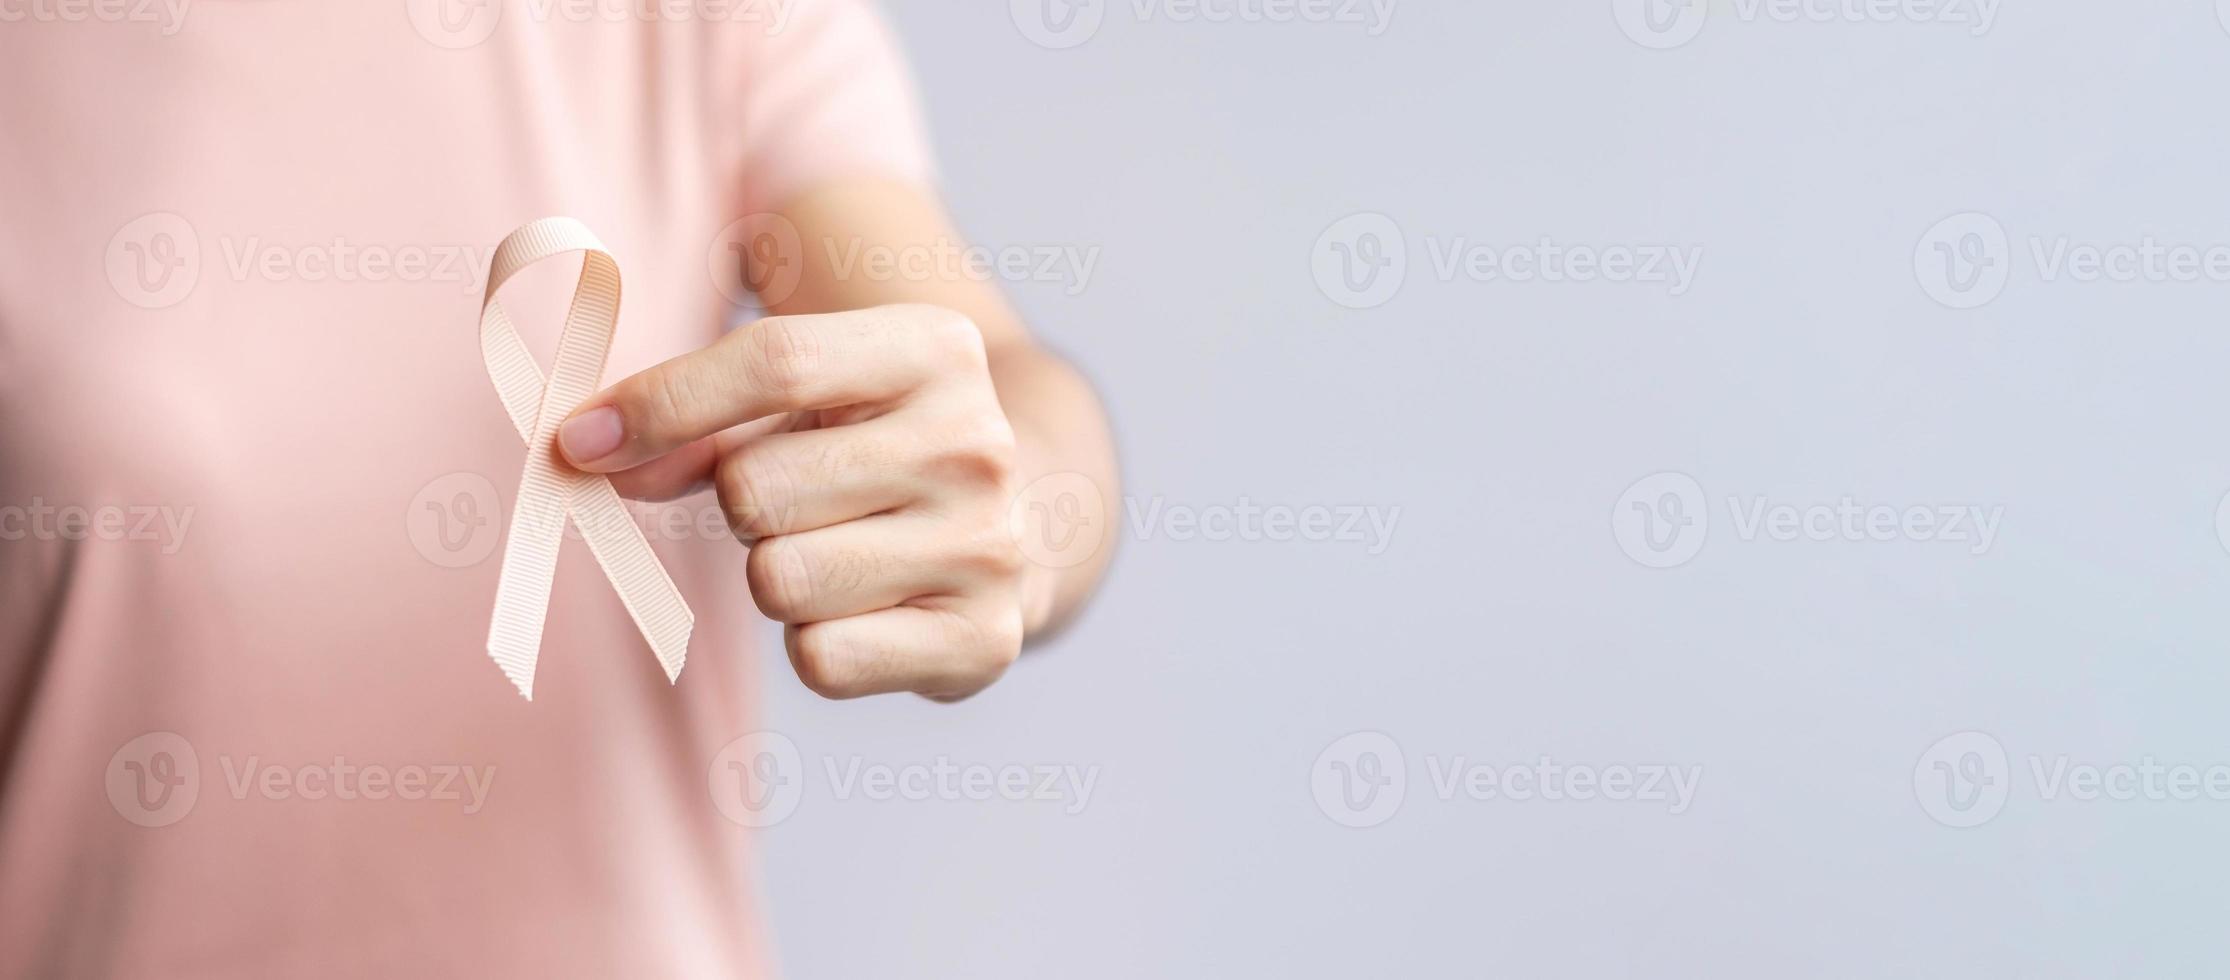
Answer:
[0,3,931,976]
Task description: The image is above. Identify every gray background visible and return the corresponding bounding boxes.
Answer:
[754,2,2230,976]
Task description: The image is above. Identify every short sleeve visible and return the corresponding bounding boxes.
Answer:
[738,0,938,216]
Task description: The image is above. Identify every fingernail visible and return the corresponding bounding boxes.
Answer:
[559,406,624,466]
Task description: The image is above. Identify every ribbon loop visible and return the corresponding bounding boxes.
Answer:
[478,217,693,700]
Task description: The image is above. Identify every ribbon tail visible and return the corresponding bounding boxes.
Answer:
[486,455,577,701]
[572,477,694,683]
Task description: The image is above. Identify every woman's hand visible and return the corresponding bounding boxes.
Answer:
[557,303,1028,701]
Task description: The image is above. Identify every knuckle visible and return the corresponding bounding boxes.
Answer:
[790,626,881,700]
[990,531,1027,577]
[916,608,1020,703]
[789,633,865,700]
[921,509,1024,584]
[719,449,796,539]
[748,317,824,396]
[956,523,1026,580]
[806,429,862,479]
[628,369,704,439]
[963,609,1024,683]
[927,414,1018,490]
[747,537,816,621]
[910,306,985,368]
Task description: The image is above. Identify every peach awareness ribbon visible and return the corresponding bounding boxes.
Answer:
[478,218,692,700]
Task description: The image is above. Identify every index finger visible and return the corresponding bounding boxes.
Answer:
[557,308,944,473]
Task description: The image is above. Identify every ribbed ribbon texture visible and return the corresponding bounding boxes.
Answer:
[478,217,693,700]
